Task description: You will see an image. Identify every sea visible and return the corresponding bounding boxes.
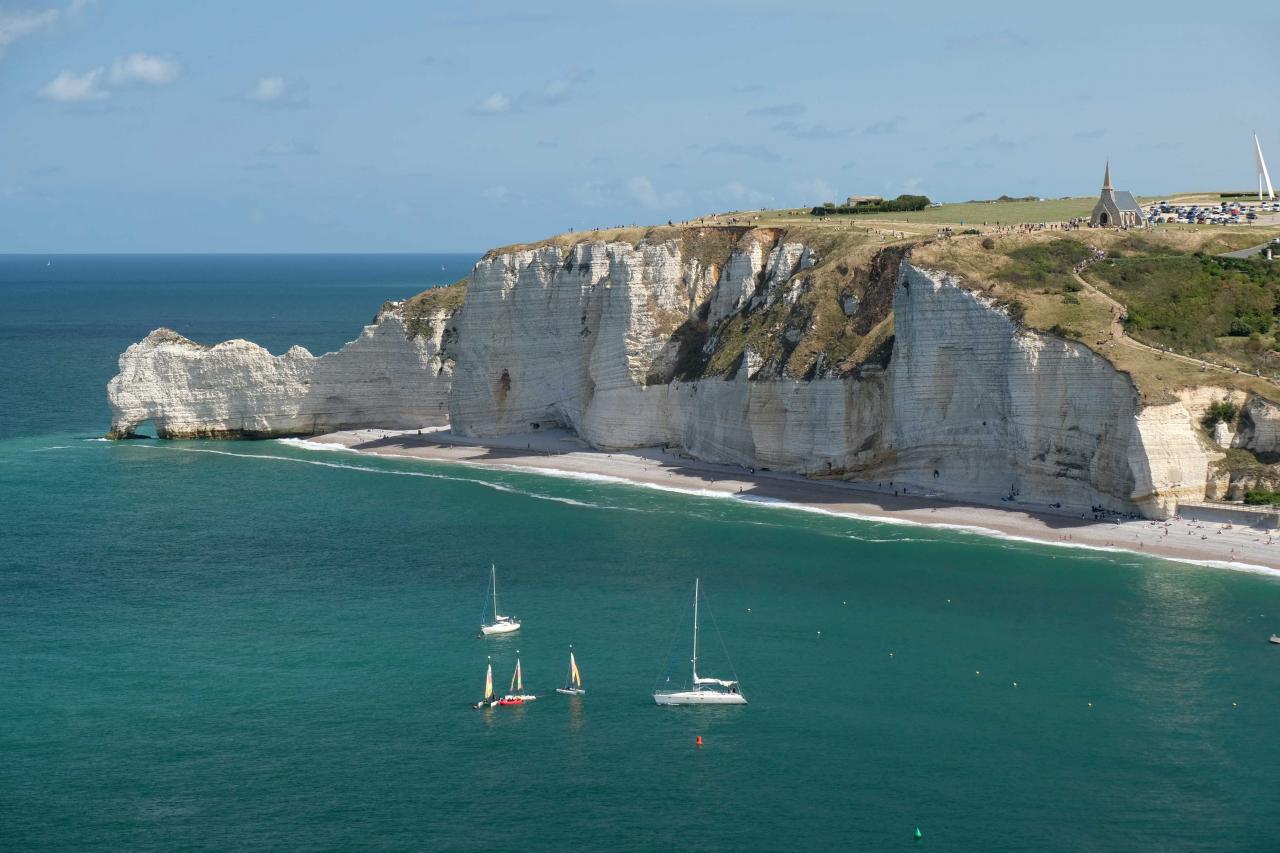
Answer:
[1,254,1278,852]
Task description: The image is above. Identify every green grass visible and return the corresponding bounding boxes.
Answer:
[394,279,468,339]
[1088,254,1280,360]
[852,197,1096,226]
[996,239,1092,293]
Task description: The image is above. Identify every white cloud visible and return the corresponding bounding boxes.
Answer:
[481,184,529,207]
[38,67,107,102]
[539,73,581,104]
[109,53,179,86]
[0,8,58,52]
[473,92,512,115]
[243,76,309,109]
[470,70,589,116]
[719,181,772,208]
[571,180,609,207]
[249,76,285,100]
[1,1,93,57]
[38,50,180,104]
[791,178,835,204]
[626,176,689,210]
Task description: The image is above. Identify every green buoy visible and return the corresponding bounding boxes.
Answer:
[914,826,923,840]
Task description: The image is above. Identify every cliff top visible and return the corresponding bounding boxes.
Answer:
[913,226,1280,403]
[433,207,1280,401]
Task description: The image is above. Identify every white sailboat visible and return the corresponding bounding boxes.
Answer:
[479,563,520,636]
[495,651,536,705]
[654,578,747,706]
[555,645,585,696]
[473,656,497,709]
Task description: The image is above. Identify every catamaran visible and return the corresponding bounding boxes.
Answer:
[473,656,497,709]
[555,645,585,696]
[654,578,747,706]
[479,563,520,636]
[495,651,536,705]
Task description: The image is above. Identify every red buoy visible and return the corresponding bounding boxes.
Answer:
[696,735,703,746]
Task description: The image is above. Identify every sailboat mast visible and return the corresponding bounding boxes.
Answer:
[491,564,499,617]
[691,578,699,680]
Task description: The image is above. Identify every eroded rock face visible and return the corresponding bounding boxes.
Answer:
[447,232,814,437]
[888,265,1152,512]
[446,245,1214,516]
[1234,395,1280,460]
[106,308,453,439]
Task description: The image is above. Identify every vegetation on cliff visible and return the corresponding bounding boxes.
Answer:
[913,226,1280,402]
[1090,251,1280,366]
[673,228,901,382]
[393,279,468,340]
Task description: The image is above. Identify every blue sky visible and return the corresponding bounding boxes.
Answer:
[2,0,1277,252]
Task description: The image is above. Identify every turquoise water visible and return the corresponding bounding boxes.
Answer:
[2,256,1279,851]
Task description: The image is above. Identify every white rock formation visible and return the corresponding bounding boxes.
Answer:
[448,247,1220,517]
[109,232,1267,519]
[1234,395,1280,458]
[107,308,453,438]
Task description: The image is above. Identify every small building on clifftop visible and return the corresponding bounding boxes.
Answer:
[1090,162,1145,228]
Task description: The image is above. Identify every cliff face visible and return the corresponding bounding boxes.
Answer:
[446,247,1207,515]
[890,266,1151,512]
[106,306,453,439]
[107,229,1251,517]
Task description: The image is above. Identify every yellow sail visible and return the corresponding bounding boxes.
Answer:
[570,652,582,688]
[484,660,494,700]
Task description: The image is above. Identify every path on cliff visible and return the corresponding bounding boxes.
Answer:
[1069,268,1263,384]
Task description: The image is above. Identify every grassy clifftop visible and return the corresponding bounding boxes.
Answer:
[390,279,468,340]
[913,227,1280,402]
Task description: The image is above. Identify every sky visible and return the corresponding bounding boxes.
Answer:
[2,0,1278,253]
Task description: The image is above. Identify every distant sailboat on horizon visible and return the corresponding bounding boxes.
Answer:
[555,645,585,696]
[479,563,520,636]
[654,578,746,706]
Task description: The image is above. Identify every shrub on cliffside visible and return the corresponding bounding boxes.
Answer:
[1202,399,1240,429]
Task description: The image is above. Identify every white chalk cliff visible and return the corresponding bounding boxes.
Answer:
[106,306,452,439]
[108,229,1271,518]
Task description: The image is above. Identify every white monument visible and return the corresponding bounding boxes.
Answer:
[1256,133,1275,201]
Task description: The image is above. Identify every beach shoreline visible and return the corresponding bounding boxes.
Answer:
[303,427,1280,574]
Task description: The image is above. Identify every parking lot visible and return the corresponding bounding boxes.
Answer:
[1148,198,1280,226]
